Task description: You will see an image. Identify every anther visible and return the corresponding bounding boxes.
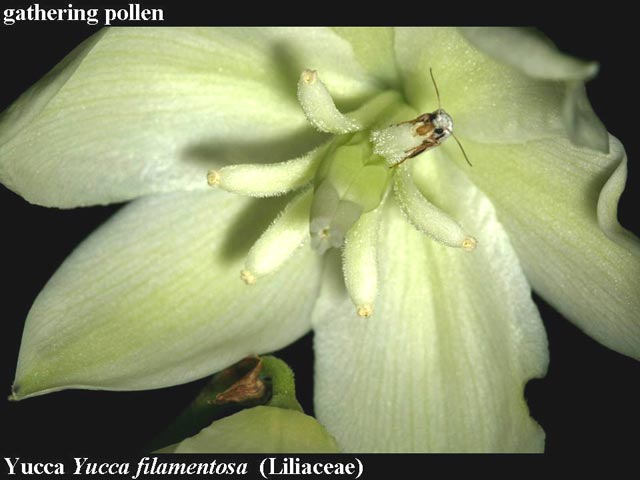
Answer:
[462,236,477,251]
[240,270,256,285]
[357,305,374,318]
[301,69,317,84]
[207,170,221,187]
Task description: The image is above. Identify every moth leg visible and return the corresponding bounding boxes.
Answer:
[389,156,411,168]
[390,141,433,168]
[393,113,431,127]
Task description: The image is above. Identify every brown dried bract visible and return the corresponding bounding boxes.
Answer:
[214,355,267,405]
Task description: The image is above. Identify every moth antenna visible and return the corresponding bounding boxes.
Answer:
[452,133,472,167]
[429,67,442,111]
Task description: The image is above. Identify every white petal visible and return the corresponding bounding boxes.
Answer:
[394,27,607,150]
[0,27,378,208]
[13,190,323,399]
[458,27,607,152]
[332,27,400,88]
[312,153,548,452]
[461,135,640,359]
[459,27,597,81]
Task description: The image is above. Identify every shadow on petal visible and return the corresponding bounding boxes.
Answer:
[180,125,328,169]
[219,194,291,261]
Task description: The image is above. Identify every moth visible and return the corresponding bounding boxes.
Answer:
[391,68,471,168]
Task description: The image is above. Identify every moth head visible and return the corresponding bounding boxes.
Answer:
[431,109,453,140]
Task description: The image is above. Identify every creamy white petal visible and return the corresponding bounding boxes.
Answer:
[312,153,548,452]
[460,135,640,359]
[332,27,400,89]
[13,189,323,399]
[0,27,378,208]
[394,27,607,149]
[459,27,607,152]
[459,27,597,81]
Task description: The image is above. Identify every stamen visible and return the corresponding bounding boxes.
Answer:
[370,123,425,166]
[242,187,314,282]
[342,207,381,318]
[206,145,326,198]
[297,69,362,134]
[394,165,476,250]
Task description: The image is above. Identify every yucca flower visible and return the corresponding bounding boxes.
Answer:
[2,27,638,452]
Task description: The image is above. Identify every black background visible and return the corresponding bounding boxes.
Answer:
[0,17,638,458]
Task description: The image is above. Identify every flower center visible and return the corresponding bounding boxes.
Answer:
[308,131,390,255]
[205,70,477,317]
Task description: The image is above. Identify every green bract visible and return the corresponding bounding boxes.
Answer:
[2,27,638,452]
[153,356,339,454]
[161,407,339,454]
